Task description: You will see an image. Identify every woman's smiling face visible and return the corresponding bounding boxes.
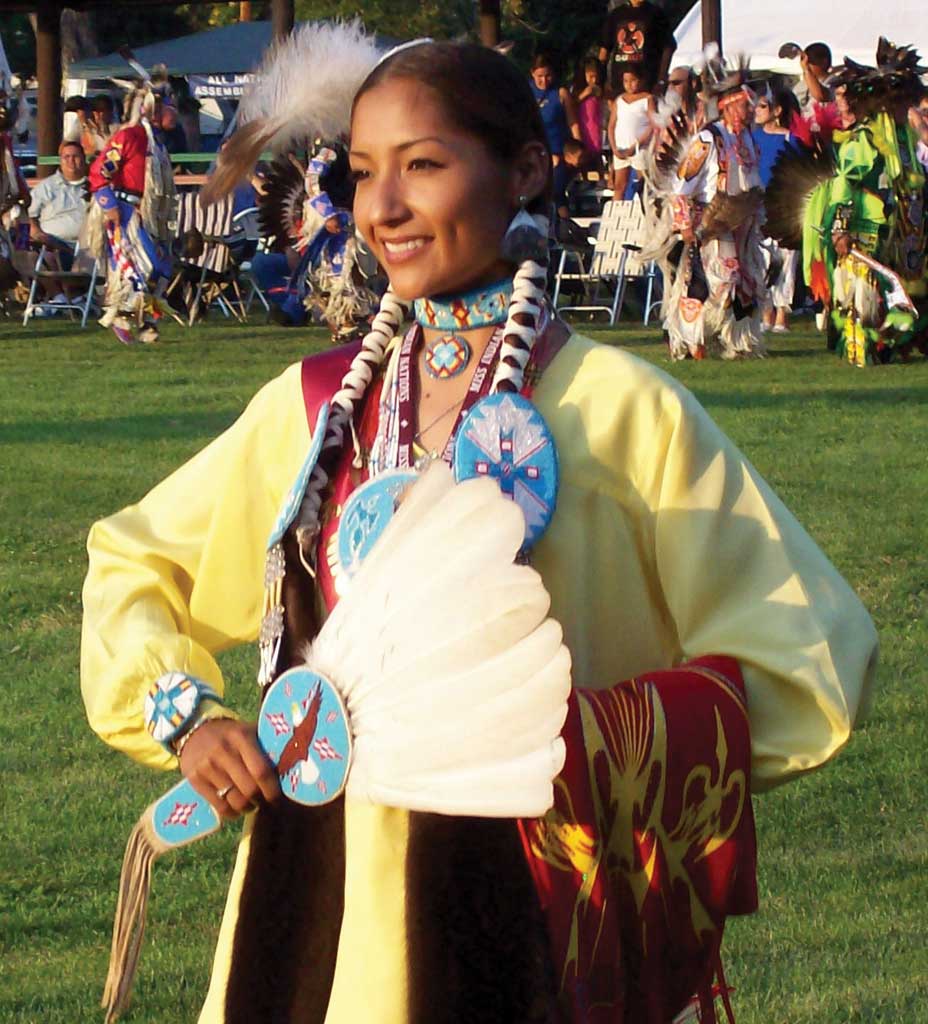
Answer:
[350,77,518,300]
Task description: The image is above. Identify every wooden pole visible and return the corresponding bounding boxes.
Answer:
[701,0,722,56]
[35,0,62,180]
[477,0,501,48]
[271,0,294,41]
[240,1,252,21]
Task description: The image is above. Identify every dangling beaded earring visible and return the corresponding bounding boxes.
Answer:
[500,194,549,265]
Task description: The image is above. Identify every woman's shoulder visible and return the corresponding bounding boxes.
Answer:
[534,332,713,488]
[239,359,308,426]
[538,332,693,428]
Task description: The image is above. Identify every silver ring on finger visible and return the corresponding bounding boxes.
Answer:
[216,784,234,801]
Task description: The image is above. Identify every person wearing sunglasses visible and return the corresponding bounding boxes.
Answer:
[665,65,702,132]
[753,89,802,333]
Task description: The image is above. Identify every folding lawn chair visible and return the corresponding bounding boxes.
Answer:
[229,206,271,314]
[166,191,248,325]
[552,197,661,325]
[23,241,101,327]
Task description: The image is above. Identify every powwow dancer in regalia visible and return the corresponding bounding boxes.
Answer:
[644,52,767,360]
[84,80,175,345]
[82,22,877,1024]
[766,38,928,366]
[259,142,376,343]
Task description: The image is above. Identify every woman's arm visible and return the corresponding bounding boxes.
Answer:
[544,342,877,789]
[81,363,309,771]
[645,367,876,786]
[522,655,756,1020]
[522,339,876,1014]
[560,87,582,142]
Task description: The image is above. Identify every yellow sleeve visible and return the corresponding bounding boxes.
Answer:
[545,339,878,791]
[631,357,876,789]
[80,361,310,770]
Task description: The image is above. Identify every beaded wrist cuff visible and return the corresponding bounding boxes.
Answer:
[144,671,225,753]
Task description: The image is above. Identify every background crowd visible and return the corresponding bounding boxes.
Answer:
[2,0,928,363]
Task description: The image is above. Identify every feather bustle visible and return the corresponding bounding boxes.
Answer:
[764,142,836,251]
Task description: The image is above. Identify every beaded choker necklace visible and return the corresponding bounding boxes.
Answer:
[414,278,514,332]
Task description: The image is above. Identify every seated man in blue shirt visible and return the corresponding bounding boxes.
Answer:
[28,140,89,308]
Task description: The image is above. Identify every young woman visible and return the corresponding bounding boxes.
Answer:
[529,53,579,212]
[753,89,801,332]
[82,30,876,1024]
[607,66,654,198]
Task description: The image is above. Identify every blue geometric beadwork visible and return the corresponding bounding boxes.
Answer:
[336,469,419,580]
[258,667,352,806]
[453,393,559,551]
[144,671,222,749]
[152,778,222,848]
[267,402,330,548]
[424,335,472,379]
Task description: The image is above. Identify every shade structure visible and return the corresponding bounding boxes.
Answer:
[68,19,399,80]
[673,0,928,73]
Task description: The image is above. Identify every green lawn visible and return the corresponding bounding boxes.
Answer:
[1,314,926,1023]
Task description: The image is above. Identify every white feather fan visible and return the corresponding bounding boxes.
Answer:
[301,463,571,818]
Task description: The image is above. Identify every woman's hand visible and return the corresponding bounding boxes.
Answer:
[179,718,281,819]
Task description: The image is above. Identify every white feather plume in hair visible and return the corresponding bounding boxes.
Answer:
[243,19,380,142]
[203,19,382,203]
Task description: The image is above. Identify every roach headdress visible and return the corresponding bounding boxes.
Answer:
[830,37,927,117]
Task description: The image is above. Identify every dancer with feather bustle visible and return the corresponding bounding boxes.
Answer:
[84,83,175,345]
[259,143,377,343]
[82,23,877,1024]
[766,38,928,366]
[644,53,767,360]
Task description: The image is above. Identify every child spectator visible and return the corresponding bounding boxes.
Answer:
[790,42,842,145]
[571,57,605,168]
[607,67,654,199]
[794,42,832,114]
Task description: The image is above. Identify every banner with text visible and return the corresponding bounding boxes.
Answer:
[189,74,255,100]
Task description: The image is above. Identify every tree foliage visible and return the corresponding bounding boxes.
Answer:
[0,1,699,82]
[294,0,473,41]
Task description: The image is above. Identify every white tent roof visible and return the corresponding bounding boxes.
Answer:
[673,1,928,74]
[0,32,13,93]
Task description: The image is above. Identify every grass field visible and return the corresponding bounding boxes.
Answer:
[1,313,926,1023]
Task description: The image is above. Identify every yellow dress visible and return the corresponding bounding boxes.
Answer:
[81,335,878,1022]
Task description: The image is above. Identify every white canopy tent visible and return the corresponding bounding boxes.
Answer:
[673,1,928,74]
[0,32,13,93]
